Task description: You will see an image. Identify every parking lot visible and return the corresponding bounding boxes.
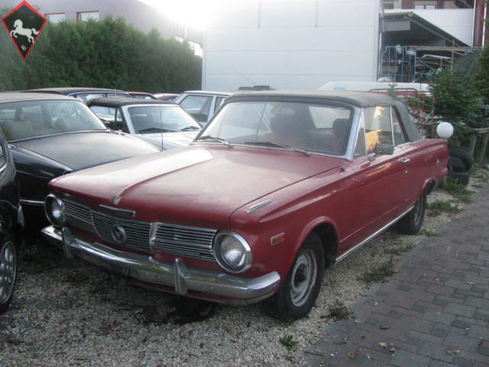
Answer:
[2,171,486,367]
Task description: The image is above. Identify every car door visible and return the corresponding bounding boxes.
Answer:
[342,105,411,249]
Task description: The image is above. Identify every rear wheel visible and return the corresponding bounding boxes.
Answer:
[0,233,17,314]
[398,194,426,235]
[263,232,325,320]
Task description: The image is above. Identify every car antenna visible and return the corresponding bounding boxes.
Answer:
[160,103,164,151]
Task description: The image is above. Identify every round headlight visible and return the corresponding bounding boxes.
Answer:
[213,231,252,273]
[45,194,66,227]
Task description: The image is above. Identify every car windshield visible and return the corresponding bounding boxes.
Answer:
[126,105,200,134]
[0,99,107,141]
[200,101,353,156]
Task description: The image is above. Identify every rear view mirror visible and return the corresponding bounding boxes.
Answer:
[374,144,394,155]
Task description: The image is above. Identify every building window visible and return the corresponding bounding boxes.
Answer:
[77,11,99,21]
[413,1,438,9]
[46,13,65,23]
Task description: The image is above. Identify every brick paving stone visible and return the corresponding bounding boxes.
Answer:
[444,333,482,352]
[453,315,488,328]
[430,361,457,367]
[423,309,457,325]
[452,355,475,367]
[466,324,489,339]
[445,279,472,291]
[390,350,432,367]
[465,296,489,309]
[304,183,489,367]
[445,303,476,318]
[430,323,450,338]
[404,330,444,346]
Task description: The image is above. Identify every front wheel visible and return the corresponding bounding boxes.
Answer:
[0,233,18,314]
[263,232,325,320]
[398,194,426,235]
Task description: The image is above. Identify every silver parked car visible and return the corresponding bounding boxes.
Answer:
[87,98,201,150]
[174,90,231,126]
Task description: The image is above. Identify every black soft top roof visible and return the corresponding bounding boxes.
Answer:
[87,97,176,107]
[0,92,81,103]
[226,90,400,107]
[26,87,128,95]
[225,90,422,142]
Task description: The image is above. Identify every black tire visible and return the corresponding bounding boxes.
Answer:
[448,171,470,186]
[448,156,466,173]
[0,233,18,314]
[448,148,473,171]
[398,194,426,235]
[263,232,325,320]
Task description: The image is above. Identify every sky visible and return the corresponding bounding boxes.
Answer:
[137,0,224,30]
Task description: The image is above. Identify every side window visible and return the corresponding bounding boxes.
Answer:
[392,108,407,146]
[114,108,128,132]
[363,106,393,154]
[179,96,212,122]
[214,97,225,112]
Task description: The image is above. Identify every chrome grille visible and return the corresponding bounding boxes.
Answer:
[64,200,95,233]
[153,223,217,261]
[65,200,91,223]
[91,211,151,252]
[64,199,217,261]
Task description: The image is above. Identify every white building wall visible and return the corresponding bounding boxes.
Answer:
[410,9,474,46]
[203,0,381,91]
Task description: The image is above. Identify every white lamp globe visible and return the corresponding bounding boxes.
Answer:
[436,122,454,139]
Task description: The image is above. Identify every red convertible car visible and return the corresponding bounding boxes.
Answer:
[42,91,449,319]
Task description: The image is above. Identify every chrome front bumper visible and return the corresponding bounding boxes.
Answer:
[42,226,281,305]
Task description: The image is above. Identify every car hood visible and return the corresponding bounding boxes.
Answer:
[51,145,343,226]
[14,131,158,171]
[135,131,199,150]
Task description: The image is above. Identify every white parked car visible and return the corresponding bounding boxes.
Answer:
[88,98,201,150]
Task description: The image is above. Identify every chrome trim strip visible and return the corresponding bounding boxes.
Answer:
[20,199,44,206]
[99,205,136,218]
[41,226,280,304]
[247,199,273,214]
[335,206,414,264]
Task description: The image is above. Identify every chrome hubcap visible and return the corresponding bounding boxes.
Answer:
[0,241,16,304]
[290,249,317,307]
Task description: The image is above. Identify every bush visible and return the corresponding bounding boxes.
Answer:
[431,69,481,122]
[0,10,201,93]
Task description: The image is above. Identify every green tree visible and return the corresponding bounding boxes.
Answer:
[0,12,201,93]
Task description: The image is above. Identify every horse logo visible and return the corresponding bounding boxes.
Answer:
[1,1,46,60]
[10,19,39,43]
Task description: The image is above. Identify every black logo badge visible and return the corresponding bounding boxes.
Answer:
[111,225,128,245]
[1,1,46,60]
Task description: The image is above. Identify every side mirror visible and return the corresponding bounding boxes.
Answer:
[374,143,394,155]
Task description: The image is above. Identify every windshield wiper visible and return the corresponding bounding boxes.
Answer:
[138,127,174,133]
[196,135,232,147]
[243,141,310,156]
[180,126,200,131]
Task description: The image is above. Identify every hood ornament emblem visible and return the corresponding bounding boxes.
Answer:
[247,199,273,214]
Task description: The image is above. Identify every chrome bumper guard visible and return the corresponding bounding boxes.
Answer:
[42,226,280,305]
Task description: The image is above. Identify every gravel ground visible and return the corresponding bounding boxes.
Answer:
[1,167,487,367]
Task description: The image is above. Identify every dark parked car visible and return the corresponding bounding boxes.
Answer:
[0,93,158,218]
[26,87,130,104]
[127,91,157,100]
[174,90,231,126]
[43,91,450,320]
[0,130,24,314]
[87,98,201,150]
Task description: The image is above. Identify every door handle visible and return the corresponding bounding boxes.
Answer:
[399,158,411,164]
